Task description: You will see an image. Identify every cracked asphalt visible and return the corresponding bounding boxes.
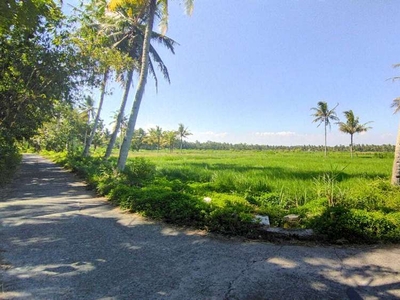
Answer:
[1,154,400,299]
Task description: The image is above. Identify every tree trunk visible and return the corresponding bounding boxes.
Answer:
[117,0,156,171]
[83,69,109,157]
[104,69,134,159]
[350,133,353,158]
[391,123,400,185]
[324,122,327,157]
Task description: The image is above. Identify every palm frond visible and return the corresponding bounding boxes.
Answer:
[148,58,159,92]
[149,44,170,83]
[183,0,194,15]
[157,0,169,34]
[392,98,400,114]
[151,31,178,54]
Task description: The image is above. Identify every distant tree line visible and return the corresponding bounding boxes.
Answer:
[178,141,394,153]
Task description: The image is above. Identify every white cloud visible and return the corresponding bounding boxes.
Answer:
[254,131,296,137]
[197,131,228,138]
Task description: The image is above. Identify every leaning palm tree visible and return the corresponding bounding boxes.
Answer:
[116,0,194,171]
[73,0,128,157]
[311,101,339,156]
[102,3,177,159]
[337,110,372,158]
[177,123,192,152]
[391,98,400,185]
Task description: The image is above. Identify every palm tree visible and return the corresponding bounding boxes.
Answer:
[163,130,178,153]
[391,98,400,185]
[131,128,146,151]
[146,126,163,151]
[116,0,194,171]
[311,101,339,156]
[73,0,133,157]
[177,123,192,152]
[103,1,175,158]
[83,69,110,157]
[337,110,372,158]
[118,114,129,149]
[78,95,95,148]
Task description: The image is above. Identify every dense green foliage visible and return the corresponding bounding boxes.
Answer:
[0,0,87,182]
[0,1,83,144]
[45,150,400,243]
[0,137,21,186]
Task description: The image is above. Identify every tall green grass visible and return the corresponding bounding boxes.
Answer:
[131,150,392,209]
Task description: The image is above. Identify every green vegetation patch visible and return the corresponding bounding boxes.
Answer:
[0,139,21,186]
[45,150,400,243]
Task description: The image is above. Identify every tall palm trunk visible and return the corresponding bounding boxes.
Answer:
[350,133,354,158]
[180,136,183,152]
[104,69,134,159]
[83,69,109,157]
[391,123,400,185]
[324,122,327,157]
[117,0,156,170]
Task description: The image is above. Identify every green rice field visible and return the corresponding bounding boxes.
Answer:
[129,150,394,208]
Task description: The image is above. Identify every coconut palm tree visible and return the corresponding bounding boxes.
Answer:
[78,95,96,148]
[391,98,400,185]
[163,130,178,153]
[311,101,339,156]
[146,126,163,151]
[103,1,176,158]
[73,0,131,157]
[131,128,146,151]
[177,123,192,152]
[337,110,372,158]
[116,0,194,170]
[83,69,110,157]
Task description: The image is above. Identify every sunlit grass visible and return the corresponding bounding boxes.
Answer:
[125,150,392,208]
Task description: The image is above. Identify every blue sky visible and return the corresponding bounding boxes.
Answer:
[66,0,400,146]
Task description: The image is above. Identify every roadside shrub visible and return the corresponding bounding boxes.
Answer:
[0,140,21,186]
[310,206,399,243]
[95,173,118,196]
[342,180,400,212]
[293,198,327,219]
[206,200,260,236]
[127,186,208,226]
[108,184,136,206]
[121,157,156,187]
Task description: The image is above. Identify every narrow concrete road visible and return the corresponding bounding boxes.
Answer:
[0,154,399,300]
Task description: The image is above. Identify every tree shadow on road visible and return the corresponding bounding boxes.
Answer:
[1,209,399,300]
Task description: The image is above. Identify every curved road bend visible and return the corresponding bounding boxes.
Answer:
[0,154,399,299]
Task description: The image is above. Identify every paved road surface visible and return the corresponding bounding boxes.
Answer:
[1,154,399,299]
